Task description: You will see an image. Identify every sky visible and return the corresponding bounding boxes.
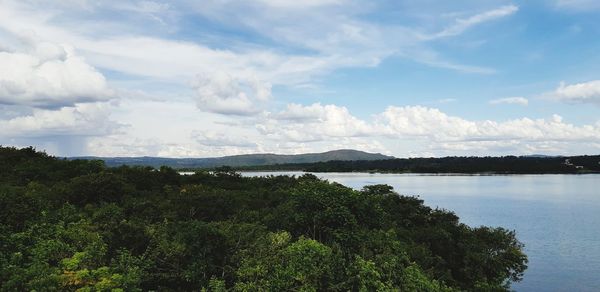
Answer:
[1,0,600,158]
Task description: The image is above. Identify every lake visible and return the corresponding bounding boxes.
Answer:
[241,172,600,292]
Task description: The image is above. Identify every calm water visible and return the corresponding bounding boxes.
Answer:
[241,171,600,292]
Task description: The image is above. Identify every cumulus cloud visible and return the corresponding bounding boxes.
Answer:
[0,41,113,108]
[0,102,121,138]
[379,106,600,143]
[258,103,373,142]
[276,103,333,121]
[546,80,600,104]
[489,97,529,106]
[378,106,478,140]
[192,72,271,115]
[192,130,257,147]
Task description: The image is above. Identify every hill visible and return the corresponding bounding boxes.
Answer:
[71,149,393,168]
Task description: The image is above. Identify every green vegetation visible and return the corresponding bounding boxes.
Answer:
[1,146,527,291]
[239,155,600,174]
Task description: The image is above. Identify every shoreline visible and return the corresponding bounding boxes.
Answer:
[180,170,600,176]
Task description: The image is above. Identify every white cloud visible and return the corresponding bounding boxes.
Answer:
[276,103,331,121]
[489,97,529,106]
[423,5,519,39]
[546,80,600,104]
[0,102,121,138]
[410,55,497,74]
[379,106,479,140]
[192,72,271,115]
[258,103,374,142]
[379,106,600,144]
[0,40,113,108]
[192,130,257,147]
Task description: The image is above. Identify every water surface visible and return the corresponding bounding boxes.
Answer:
[242,171,600,292]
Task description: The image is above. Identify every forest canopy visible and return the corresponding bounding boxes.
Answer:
[0,146,527,291]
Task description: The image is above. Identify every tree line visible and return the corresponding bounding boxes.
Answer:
[239,155,600,174]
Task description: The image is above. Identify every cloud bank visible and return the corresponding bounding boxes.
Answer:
[242,103,600,156]
[0,40,113,108]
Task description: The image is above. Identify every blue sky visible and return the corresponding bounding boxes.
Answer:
[1,0,600,157]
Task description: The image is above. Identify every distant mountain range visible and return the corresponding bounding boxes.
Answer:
[70,149,394,168]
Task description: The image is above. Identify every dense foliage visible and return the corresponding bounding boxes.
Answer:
[1,146,527,291]
[241,155,600,174]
